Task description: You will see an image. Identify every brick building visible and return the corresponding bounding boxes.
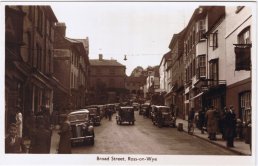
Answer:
[89,54,126,104]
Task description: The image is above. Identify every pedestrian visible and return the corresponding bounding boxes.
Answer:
[198,108,206,134]
[41,106,51,130]
[15,106,23,138]
[236,118,243,140]
[58,114,72,154]
[219,107,227,140]
[29,116,51,153]
[107,108,112,121]
[188,108,195,122]
[224,106,236,147]
[205,106,218,141]
[5,123,26,153]
[25,111,36,141]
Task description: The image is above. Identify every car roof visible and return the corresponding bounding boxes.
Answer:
[153,105,170,108]
[121,106,134,109]
[69,109,89,115]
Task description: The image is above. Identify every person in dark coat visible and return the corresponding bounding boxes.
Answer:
[188,108,195,122]
[219,107,227,140]
[224,106,237,147]
[198,108,206,134]
[29,116,51,153]
[5,123,26,153]
[107,108,112,121]
[58,115,72,154]
[205,106,218,141]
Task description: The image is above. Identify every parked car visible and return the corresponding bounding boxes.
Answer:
[141,103,151,117]
[132,102,140,111]
[152,106,176,128]
[116,106,135,125]
[68,109,95,146]
[85,106,101,126]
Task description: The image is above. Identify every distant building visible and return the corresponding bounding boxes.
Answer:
[89,54,126,104]
[125,76,146,101]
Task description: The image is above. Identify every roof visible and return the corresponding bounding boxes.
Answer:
[90,59,125,67]
[126,76,146,83]
[69,109,89,115]
[159,51,171,67]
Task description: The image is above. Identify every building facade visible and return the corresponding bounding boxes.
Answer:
[54,23,90,111]
[5,6,58,135]
[89,54,126,104]
[168,30,185,118]
[224,6,252,122]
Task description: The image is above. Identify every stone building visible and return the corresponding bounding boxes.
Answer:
[5,6,58,134]
[89,54,126,104]
[167,29,185,118]
[54,23,90,111]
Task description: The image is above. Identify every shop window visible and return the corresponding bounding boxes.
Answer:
[240,91,251,123]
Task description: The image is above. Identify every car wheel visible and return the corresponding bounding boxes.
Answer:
[132,121,135,125]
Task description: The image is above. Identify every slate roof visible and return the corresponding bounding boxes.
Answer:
[89,59,125,67]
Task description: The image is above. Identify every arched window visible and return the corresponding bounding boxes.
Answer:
[238,26,251,44]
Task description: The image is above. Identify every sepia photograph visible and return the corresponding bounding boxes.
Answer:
[1,0,257,165]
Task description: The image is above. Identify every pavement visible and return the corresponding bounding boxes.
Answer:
[176,118,252,155]
[49,119,252,155]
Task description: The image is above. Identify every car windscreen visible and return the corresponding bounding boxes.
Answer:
[160,108,170,113]
[68,113,88,121]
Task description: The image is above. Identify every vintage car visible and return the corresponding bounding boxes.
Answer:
[152,106,176,128]
[140,103,151,117]
[132,102,140,111]
[116,106,135,125]
[85,106,101,126]
[68,109,95,145]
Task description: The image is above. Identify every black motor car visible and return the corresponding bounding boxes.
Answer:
[139,103,150,116]
[116,106,135,125]
[85,106,101,126]
[68,109,95,146]
[152,106,176,128]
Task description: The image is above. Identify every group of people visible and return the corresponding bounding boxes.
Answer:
[5,106,52,153]
[191,105,238,148]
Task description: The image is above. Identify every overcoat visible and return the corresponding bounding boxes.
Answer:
[205,109,218,133]
[29,128,51,153]
[58,120,72,154]
[224,111,236,138]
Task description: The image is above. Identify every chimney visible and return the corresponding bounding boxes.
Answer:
[55,22,66,37]
[99,54,103,60]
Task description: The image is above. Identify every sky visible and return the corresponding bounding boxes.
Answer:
[51,3,198,76]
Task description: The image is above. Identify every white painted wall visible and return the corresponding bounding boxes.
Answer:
[225,6,252,85]
[208,17,227,81]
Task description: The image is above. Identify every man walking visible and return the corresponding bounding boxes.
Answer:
[224,106,236,147]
